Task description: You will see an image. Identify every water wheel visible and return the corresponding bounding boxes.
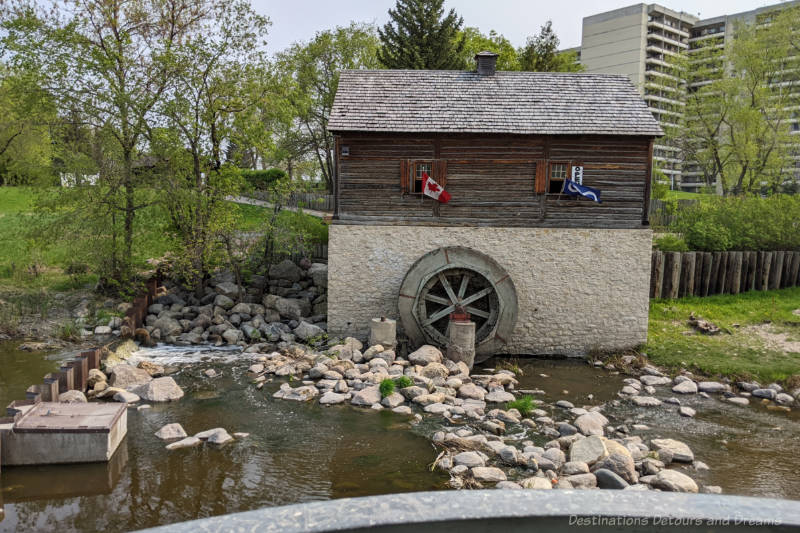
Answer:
[398,247,518,360]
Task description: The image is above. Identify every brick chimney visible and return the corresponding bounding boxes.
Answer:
[475,51,499,76]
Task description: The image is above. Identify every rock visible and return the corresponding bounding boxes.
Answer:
[308,263,328,288]
[672,380,698,394]
[274,297,311,321]
[652,469,698,493]
[319,391,347,405]
[273,384,319,402]
[381,392,405,408]
[631,396,662,407]
[640,375,671,386]
[408,345,443,365]
[230,302,252,315]
[727,397,750,406]
[269,259,304,282]
[650,438,694,463]
[351,386,381,406]
[569,435,608,465]
[421,362,449,379]
[131,377,184,402]
[499,446,522,465]
[558,422,578,436]
[195,427,227,440]
[137,360,164,377]
[94,325,112,335]
[233,432,249,439]
[113,390,140,403]
[392,405,412,415]
[110,365,153,390]
[594,468,629,489]
[87,368,107,388]
[59,390,88,403]
[555,400,574,409]
[521,477,552,489]
[697,381,728,393]
[166,436,201,450]
[453,451,485,468]
[155,423,188,440]
[702,485,723,494]
[412,392,445,406]
[775,393,795,405]
[208,428,234,445]
[222,328,241,344]
[153,316,183,337]
[294,321,324,341]
[566,473,597,489]
[752,388,777,400]
[248,363,265,374]
[495,481,523,490]
[574,412,609,436]
[595,452,637,484]
[562,461,590,476]
[679,406,696,417]
[471,467,507,482]
[203,369,218,378]
[458,383,486,400]
[215,281,241,299]
[485,390,515,403]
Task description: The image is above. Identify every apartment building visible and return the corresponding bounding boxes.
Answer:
[578,2,799,191]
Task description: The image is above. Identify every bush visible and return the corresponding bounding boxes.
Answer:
[241,168,287,191]
[379,378,395,398]
[654,234,689,252]
[684,220,732,251]
[394,375,413,389]
[506,395,537,417]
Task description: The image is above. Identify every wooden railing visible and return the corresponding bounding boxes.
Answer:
[650,250,800,298]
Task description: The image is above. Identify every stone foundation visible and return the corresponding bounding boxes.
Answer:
[328,224,652,356]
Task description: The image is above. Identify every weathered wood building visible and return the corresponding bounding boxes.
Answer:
[327,52,662,358]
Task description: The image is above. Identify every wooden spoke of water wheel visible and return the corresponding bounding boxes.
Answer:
[416,267,500,345]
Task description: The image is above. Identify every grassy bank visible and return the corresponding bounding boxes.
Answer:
[646,287,800,384]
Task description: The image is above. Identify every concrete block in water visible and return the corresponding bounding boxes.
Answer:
[446,320,476,370]
[369,317,396,349]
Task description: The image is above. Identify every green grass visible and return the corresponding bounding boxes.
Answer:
[506,395,537,417]
[394,375,413,389]
[646,287,800,384]
[379,378,396,398]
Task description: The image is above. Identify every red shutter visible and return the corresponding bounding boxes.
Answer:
[535,160,546,194]
[434,159,448,188]
[400,159,410,194]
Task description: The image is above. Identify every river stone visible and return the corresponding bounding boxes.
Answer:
[485,390,515,403]
[400,386,427,400]
[562,461,590,476]
[555,400,574,409]
[574,411,609,436]
[229,302,251,315]
[521,477,552,489]
[595,452,637,484]
[408,345,442,365]
[421,362,449,380]
[412,392,445,406]
[471,467,507,482]
[566,473,597,489]
[640,375,671,386]
[458,383,486,401]
[728,396,750,406]
[679,406,696,417]
[138,360,165,377]
[775,393,795,405]
[59,390,88,403]
[166,436,201,450]
[294,321,324,341]
[110,365,153,390]
[155,423,188,440]
[222,328,241,344]
[215,282,241,299]
[113,390,140,403]
[751,388,777,400]
[309,263,328,288]
[276,297,311,320]
[351,386,381,406]
[631,396,662,407]
[495,481,523,490]
[651,438,694,463]
[248,363,265,374]
[595,468,629,489]
[94,325,113,335]
[214,294,235,310]
[672,380,698,394]
[381,392,405,408]
[569,435,608,465]
[698,381,728,393]
[454,451,485,468]
[392,405,412,415]
[132,377,184,402]
[652,469,698,493]
[208,428,234,445]
[269,259,303,282]
[86,368,107,388]
[274,384,318,402]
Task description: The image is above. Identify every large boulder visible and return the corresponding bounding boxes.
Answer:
[569,435,608,465]
[132,377,184,402]
[215,281,241,299]
[214,294,235,310]
[672,380,698,394]
[269,259,304,282]
[110,365,153,390]
[273,384,319,402]
[574,411,609,436]
[294,321,325,341]
[650,438,694,463]
[155,423,187,440]
[453,451,485,468]
[275,297,312,320]
[652,469,698,493]
[408,345,442,365]
[59,390,88,403]
[421,362,449,380]
[87,368,107,388]
[458,383,486,401]
[471,467,507,482]
[594,452,637,484]
[308,263,328,288]
[351,386,381,406]
[153,316,182,337]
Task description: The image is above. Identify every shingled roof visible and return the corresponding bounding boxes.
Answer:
[329,70,663,137]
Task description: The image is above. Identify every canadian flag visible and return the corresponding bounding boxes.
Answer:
[422,172,451,203]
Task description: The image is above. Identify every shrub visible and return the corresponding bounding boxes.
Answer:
[379,378,396,398]
[684,220,732,251]
[506,395,537,417]
[654,234,689,252]
[240,168,288,191]
[394,375,413,389]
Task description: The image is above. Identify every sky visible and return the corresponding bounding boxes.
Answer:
[253,0,781,54]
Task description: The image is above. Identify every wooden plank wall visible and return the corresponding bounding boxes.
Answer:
[650,250,800,298]
[336,133,651,228]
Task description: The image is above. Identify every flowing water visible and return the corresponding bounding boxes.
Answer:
[0,343,798,532]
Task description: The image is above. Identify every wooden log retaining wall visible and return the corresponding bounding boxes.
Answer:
[650,250,800,299]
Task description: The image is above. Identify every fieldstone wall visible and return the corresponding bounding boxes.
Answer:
[328,225,652,356]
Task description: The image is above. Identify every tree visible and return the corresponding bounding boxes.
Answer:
[518,21,583,72]
[377,0,466,70]
[2,0,215,285]
[678,13,798,195]
[276,23,380,192]
[459,28,519,71]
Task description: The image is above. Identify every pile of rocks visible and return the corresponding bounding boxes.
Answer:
[136,259,328,347]
[77,353,185,405]
[246,339,715,494]
[153,422,248,450]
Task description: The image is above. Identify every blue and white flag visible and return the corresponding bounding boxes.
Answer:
[563,179,602,203]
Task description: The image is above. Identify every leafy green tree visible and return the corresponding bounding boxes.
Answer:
[518,21,583,72]
[377,0,466,69]
[459,27,519,71]
[275,22,380,192]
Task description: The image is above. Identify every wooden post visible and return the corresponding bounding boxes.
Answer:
[679,252,696,297]
[716,252,729,294]
[789,251,800,288]
[57,366,74,393]
[664,252,681,299]
[43,375,60,402]
[781,252,793,288]
[746,251,757,292]
[761,252,773,291]
[700,252,713,296]
[693,253,703,297]
[769,251,784,290]
[729,252,743,295]
[650,251,664,298]
[709,252,721,295]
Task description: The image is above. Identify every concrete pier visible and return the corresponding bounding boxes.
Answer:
[446,320,476,369]
[369,317,397,349]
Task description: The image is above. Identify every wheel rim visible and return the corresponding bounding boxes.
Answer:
[415,267,500,346]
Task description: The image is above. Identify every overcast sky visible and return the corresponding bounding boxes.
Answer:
[253,0,780,54]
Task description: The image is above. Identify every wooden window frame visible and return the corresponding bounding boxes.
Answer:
[410,160,433,195]
[547,160,573,195]
[401,158,448,196]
